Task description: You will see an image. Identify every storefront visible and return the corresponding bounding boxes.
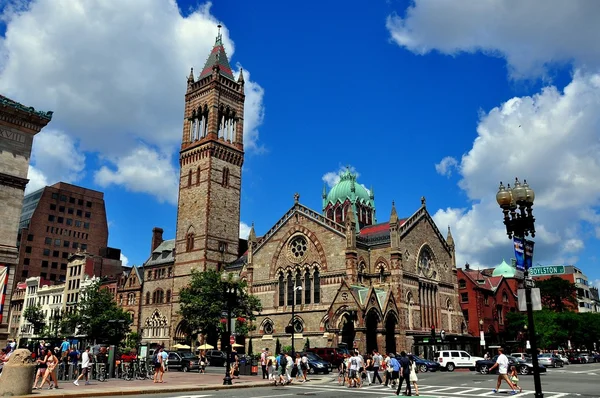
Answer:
[409,333,479,360]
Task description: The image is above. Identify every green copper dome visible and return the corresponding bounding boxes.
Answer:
[492,259,516,278]
[325,168,373,207]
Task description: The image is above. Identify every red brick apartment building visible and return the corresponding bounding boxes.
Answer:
[16,182,108,282]
[458,261,519,346]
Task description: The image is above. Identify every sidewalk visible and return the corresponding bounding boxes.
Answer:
[21,371,273,398]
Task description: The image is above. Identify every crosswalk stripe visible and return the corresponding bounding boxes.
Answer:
[546,394,569,398]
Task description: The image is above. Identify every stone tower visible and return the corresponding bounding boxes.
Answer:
[174,25,245,280]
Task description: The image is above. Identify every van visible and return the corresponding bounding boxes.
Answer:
[434,350,484,372]
[307,347,344,368]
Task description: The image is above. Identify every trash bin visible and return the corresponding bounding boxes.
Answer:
[0,349,36,396]
[251,358,258,375]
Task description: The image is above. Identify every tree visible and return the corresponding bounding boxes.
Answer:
[125,332,142,350]
[23,305,46,334]
[69,279,132,344]
[179,270,262,345]
[536,277,577,312]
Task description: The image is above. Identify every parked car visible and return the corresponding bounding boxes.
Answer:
[537,353,564,368]
[556,353,570,365]
[510,353,531,361]
[301,351,331,374]
[307,347,344,368]
[409,354,440,373]
[435,350,484,372]
[593,353,600,363]
[167,351,200,372]
[475,355,546,375]
[205,350,227,366]
[577,353,594,363]
[568,354,586,364]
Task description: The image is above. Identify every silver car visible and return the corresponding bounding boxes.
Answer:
[538,353,564,368]
[556,353,570,365]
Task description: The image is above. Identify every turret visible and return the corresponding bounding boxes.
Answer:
[345,206,356,249]
[446,225,454,249]
[237,67,245,86]
[187,67,195,89]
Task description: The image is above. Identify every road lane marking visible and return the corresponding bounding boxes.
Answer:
[248,394,295,398]
[546,394,569,398]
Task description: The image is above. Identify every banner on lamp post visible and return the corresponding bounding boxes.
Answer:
[524,240,535,271]
[513,237,525,271]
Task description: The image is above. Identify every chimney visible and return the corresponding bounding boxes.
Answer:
[151,227,164,253]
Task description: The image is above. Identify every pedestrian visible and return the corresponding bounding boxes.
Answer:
[396,351,412,396]
[372,350,383,384]
[301,352,309,382]
[284,352,293,384]
[277,351,288,386]
[38,349,59,389]
[489,347,517,395]
[32,349,50,389]
[73,347,91,386]
[68,346,80,379]
[293,353,302,382]
[261,348,268,379]
[199,351,206,374]
[509,365,522,393]
[161,348,168,373]
[389,353,400,389]
[152,347,164,383]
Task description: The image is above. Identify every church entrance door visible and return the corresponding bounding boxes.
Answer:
[365,310,379,354]
[340,314,355,349]
[385,313,398,354]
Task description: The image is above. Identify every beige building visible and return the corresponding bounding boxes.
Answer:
[0,94,52,344]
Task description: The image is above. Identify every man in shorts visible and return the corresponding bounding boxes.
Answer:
[489,347,517,395]
[73,347,90,386]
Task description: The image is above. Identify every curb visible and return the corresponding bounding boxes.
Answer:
[13,382,273,398]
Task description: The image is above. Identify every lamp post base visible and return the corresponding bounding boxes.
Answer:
[223,375,233,385]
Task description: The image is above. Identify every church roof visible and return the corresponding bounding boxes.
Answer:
[198,29,235,81]
[324,168,374,208]
[0,94,53,120]
[145,239,175,267]
[492,259,517,278]
[350,285,386,308]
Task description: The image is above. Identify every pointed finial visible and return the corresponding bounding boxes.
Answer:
[446,225,454,246]
[249,222,256,242]
[187,67,195,84]
[390,201,398,223]
[294,192,300,204]
[322,183,327,198]
[237,67,245,84]
[369,185,374,200]
[421,196,426,207]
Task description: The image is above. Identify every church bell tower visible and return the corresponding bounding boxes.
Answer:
[174,25,245,275]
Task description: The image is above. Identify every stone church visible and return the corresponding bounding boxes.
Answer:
[137,28,468,356]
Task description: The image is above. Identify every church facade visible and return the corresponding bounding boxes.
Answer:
[135,29,468,355]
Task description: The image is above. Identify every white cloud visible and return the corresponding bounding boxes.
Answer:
[239,221,252,240]
[24,129,85,194]
[432,71,600,268]
[322,165,361,188]
[592,279,600,290]
[94,146,179,205]
[386,0,600,78]
[0,0,265,200]
[120,253,129,267]
[435,156,458,177]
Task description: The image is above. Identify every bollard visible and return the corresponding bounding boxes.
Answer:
[0,349,36,396]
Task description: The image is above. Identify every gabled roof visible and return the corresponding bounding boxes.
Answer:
[0,94,53,120]
[359,220,407,237]
[460,269,505,292]
[198,32,235,81]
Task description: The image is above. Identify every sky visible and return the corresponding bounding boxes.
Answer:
[1,0,600,289]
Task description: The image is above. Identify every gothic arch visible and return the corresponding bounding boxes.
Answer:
[416,243,438,274]
[270,225,328,278]
[319,314,330,332]
[446,298,453,311]
[174,320,191,344]
[260,317,274,334]
[375,257,388,271]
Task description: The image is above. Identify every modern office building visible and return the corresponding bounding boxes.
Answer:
[16,182,108,282]
[533,265,596,313]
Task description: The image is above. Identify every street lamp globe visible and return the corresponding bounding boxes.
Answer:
[523,180,535,204]
[479,319,484,326]
[220,272,229,283]
[496,182,512,207]
[231,274,240,284]
[512,178,527,202]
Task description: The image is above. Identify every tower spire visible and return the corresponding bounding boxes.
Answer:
[446,225,454,247]
[199,24,234,81]
[390,201,398,224]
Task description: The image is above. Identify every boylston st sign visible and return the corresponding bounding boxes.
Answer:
[528,265,565,276]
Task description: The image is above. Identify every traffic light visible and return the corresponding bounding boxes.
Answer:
[431,325,435,339]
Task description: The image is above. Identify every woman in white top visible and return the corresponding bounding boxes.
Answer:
[408,357,419,396]
[294,353,303,382]
[301,353,309,382]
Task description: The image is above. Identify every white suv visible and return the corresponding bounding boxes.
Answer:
[435,350,484,372]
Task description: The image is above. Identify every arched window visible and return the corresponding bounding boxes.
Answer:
[187,169,192,187]
[287,273,293,306]
[502,292,508,303]
[295,270,302,305]
[304,269,311,305]
[166,290,172,303]
[196,167,201,185]
[263,320,274,335]
[358,263,366,284]
[222,167,230,187]
[313,269,320,304]
[153,289,164,304]
[278,273,285,307]
[127,293,135,305]
[145,291,150,304]
[118,294,123,305]
[379,265,385,283]
[186,233,194,251]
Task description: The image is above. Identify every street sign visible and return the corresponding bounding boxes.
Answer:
[230,335,235,345]
[529,265,565,276]
[518,288,542,311]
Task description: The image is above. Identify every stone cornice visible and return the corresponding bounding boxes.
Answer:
[0,172,28,190]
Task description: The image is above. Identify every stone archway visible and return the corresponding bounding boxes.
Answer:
[385,313,398,354]
[340,314,356,349]
[174,320,191,345]
[365,310,380,354]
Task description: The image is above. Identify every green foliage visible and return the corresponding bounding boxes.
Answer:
[23,305,46,334]
[68,279,132,344]
[282,345,292,354]
[125,332,142,349]
[275,338,281,355]
[179,270,263,338]
[536,277,577,312]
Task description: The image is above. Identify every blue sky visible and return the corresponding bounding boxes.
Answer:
[1,0,599,288]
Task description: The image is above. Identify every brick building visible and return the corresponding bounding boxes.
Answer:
[115,266,143,333]
[16,182,109,282]
[8,282,26,339]
[0,94,52,344]
[457,261,519,349]
[131,28,467,355]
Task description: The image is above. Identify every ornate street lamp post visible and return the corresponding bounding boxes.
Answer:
[496,178,543,398]
[221,272,240,386]
[290,285,303,356]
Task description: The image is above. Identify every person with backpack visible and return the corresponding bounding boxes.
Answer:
[396,351,412,396]
[152,347,164,383]
[277,352,288,386]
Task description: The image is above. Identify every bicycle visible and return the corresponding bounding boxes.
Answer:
[96,363,108,382]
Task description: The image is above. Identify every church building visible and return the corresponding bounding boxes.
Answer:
[137,28,468,356]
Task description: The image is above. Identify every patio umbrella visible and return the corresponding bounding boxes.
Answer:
[172,343,191,350]
[197,343,214,350]
[232,343,244,348]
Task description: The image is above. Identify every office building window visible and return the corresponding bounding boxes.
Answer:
[57,217,64,224]
[48,215,55,222]
[42,261,48,268]
[27,234,34,241]
[86,201,92,208]
[41,272,47,279]
[50,204,56,211]
[43,249,50,256]
[62,252,68,259]
[45,237,52,245]
[85,212,91,218]
[72,242,79,249]
[81,244,87,251]
[461,293,469,302]
[83,222,90,229]
[68,208,74,215]
[51,193,58,200]
[52,250,59,257]
[59,195,67,201]
[23,258,30,265]
[51,262,58,269]
[78,199,83,205]
[59,206,65,212]
[66,219,72,226]
[69,197,75,204]
[63,240,70,248]
[22,271,28,278]
[76,209,82,217]
[61,263,67,270]
[54,239,60,246]
[25,246,32,253]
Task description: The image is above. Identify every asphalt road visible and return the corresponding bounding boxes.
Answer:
[93,362,600,398]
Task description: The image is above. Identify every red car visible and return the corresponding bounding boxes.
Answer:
[307,347,345,368]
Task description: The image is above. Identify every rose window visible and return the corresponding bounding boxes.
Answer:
[286,235,308,263]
